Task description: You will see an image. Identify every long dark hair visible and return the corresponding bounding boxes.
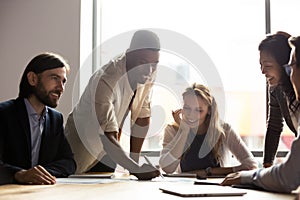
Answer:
[289,37,300,109]
[259,32,298,112]
[19,52,70,98]
[289,36,300,69]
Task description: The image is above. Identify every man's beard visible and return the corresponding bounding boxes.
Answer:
[34,80,59,108]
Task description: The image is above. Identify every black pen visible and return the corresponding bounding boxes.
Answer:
[144,155,164,178]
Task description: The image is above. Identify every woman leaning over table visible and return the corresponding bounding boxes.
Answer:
[259,32,300,168]
[159,83,257,177]
[221,36,300,193]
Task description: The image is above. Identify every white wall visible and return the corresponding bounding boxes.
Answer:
[0,0,81,120]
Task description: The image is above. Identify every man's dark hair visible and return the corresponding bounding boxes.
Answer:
[18,52,70,98]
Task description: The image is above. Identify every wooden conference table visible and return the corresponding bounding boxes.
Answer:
[0,173,297,200]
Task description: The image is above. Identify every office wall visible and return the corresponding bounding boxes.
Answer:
[0,0,80,120]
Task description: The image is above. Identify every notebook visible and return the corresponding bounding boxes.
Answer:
[159,184,247,197]
[196,174,227,179]
[194,179,221,185]
[162,173,197,178]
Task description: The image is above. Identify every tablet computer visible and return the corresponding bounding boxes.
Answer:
[159,184,247,197]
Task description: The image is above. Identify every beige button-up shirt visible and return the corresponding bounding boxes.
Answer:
[66,53,155,173]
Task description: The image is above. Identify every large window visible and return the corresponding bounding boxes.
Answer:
[82,0,300,164]
[269,0,300,158]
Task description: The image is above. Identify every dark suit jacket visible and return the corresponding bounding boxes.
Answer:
[0,98,76,184]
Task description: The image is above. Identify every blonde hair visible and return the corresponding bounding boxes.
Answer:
[181,83,225,162]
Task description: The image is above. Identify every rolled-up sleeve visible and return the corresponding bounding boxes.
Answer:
[95,77,119,133]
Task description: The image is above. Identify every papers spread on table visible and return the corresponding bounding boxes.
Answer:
[56,173,115,184]
[56,178,117,184]
[68,173,113,178]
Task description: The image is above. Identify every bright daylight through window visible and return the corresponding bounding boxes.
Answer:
[84,0,300,166]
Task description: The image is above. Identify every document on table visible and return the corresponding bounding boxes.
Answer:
[57,173,116,184]
[68,173,113,178]
[56,177,118,184]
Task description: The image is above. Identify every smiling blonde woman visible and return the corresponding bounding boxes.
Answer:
[159,83,257,177]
